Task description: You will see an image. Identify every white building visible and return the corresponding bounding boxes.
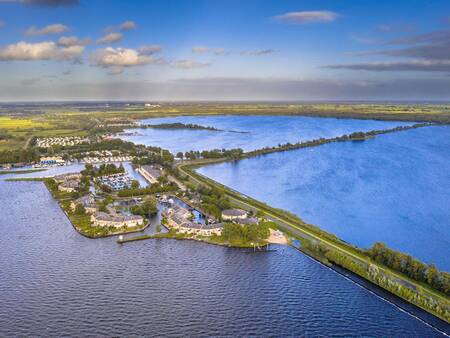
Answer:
[91,212,144,228]
[70,195,97,214]
[137,165,163,184]
[222,209,247,221]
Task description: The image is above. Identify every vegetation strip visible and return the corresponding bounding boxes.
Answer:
[0,168,47,175]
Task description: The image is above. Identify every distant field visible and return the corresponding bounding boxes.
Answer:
[0,116,51,130]
[91,103,450,124]
[0,103,449,151]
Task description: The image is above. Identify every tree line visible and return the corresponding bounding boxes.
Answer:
[367,242,449,296]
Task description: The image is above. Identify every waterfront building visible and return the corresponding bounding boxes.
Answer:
[58,179,79,192]
[91,212,144,228]
[40,156,65,166]
[137,165,163,184]
[54,173,82,183]
[70,195,97,214]
[234,217,259,225]
[222,208,247,221]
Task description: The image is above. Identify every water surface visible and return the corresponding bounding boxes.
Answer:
[0,179,445,337]
[198,126,450,270]
[120,115,412,153]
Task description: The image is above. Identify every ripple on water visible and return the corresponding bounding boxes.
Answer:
[0,180,446,337]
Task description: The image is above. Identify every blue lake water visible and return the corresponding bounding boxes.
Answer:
[0,178,446,337]
[120,115,413,153]
[198,125,450,271]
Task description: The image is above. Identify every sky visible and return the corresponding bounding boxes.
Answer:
[0,0,449,101]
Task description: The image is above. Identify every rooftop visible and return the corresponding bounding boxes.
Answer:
[222,209,247,217]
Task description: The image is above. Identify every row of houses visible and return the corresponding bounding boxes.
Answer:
[82,156,133,164]
[36,136,90,148]
[91,212,144,229]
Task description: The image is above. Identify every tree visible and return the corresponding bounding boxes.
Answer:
[100,184,112,193]
[131,180,140,189]
[176,152,184,159]
[74,203,86,215]
[130,196,158,216]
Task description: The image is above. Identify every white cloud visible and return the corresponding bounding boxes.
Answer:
[138,45,162,55]
[274,11,339,24]
[119,20,136,31]
[172,59,211,69]
[58,36,91,47]
[25,23,69,36]
[241,49,275,56]
[0,41,84,61]
[192,46,209,53]
[96,32,123,44]
[90,47,156,68]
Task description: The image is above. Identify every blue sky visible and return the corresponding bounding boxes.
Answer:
[0,0,449,101]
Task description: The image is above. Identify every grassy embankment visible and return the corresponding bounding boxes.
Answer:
[117,229,265,248]
[0,168,47,175]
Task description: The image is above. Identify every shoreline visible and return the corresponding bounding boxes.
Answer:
[177,149,450,324]
[117,232,449,335]
[291,245,450,335]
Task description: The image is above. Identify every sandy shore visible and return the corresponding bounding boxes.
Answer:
[267,229,288,245]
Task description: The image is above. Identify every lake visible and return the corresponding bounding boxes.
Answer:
[120,115,413,153]
[0,177,446,337]
[198,125,450,271]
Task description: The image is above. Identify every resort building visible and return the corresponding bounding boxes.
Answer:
[54,173,82,183]
[168,216,224,237]
[58,179,79,192]
[55,172,81,192]
[222,208,248,221]
[70,195,97,214]
[163,201,223,237]
[137,165,163,184]
[40,156,65,166]
[91,212,144,228]
[234,217,259,225]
